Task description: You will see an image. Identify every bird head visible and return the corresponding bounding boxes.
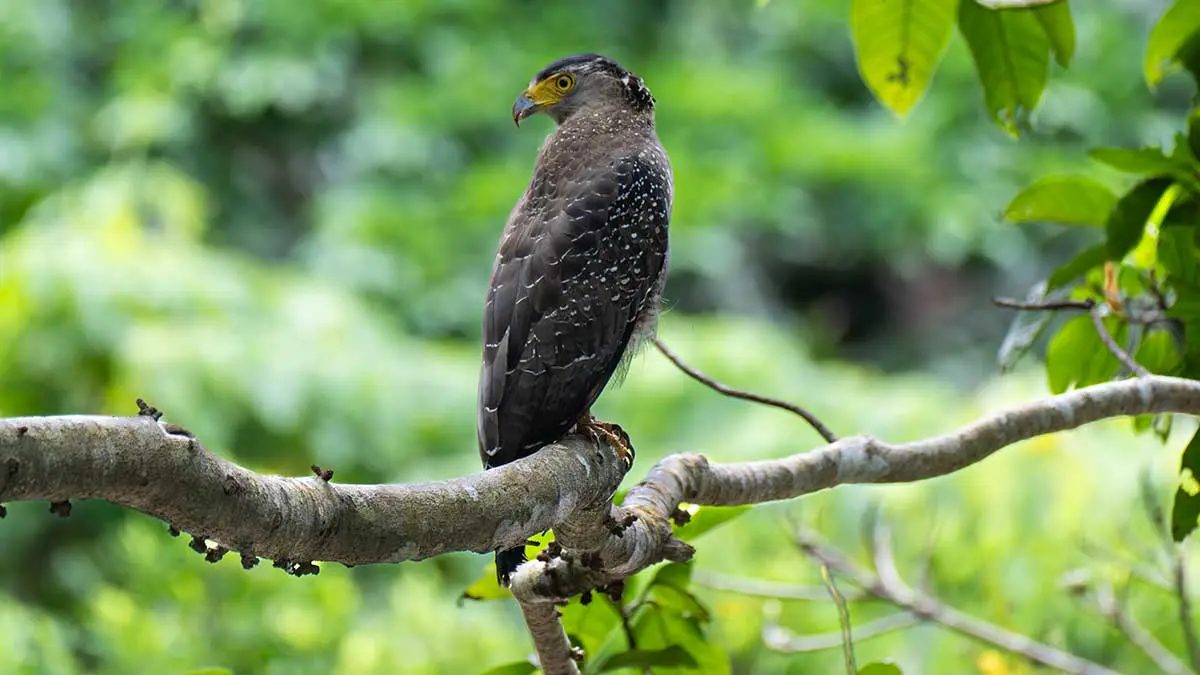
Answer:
[512,53,655,127]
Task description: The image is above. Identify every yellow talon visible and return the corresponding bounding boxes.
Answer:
[576,415,635,469]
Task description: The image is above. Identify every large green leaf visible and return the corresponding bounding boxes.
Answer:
[1145,0,1200,87]
[627,606,728,675]
[1169,278,1200,321]
[1003,175,1116,227]
[1105,178,1173,261]
[1089,146,1189,177]
[1134,328,1182,375]
[850,0,958,117]
[1159,223,1200,285]
[1032,0,1074,67]
[1172,428,1200,542]
[1045,314,1124,394]
[957,1,1050,136]
[642,562,712,623]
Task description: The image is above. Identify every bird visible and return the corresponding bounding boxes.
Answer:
[477,53,673,586]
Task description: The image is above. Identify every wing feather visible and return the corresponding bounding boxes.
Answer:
[478,150,671,467]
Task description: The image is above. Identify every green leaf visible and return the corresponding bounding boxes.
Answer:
[1045,314,1124,394]
[559,597,625,669]
[859,663,905,675]
[1106,178,1173,261]
[1003,175,1116,227]
[644,563,712,624]
[1145,0,1200,87]
[650,561,695,590]
[1089,147,1185,176]
[612,600,730,675]
[849,0,958,117]
[1170,278,1200,320]
[184,670,234,675]
[1032,0,1074,67]
[1188,109,1200,162]
[1172,428,1200,542]
[1159,224,1200,285]
[1047,244,1106,290]
[479,661,538,675]
[957,1,1050,136]
[650,583,712,624]
[1162,199,1200,230]
[673,504,752,542]
[597,646,699,672]
[1134,328,1182,375]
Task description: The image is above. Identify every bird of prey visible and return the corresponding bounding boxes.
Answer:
[477,54,673,585]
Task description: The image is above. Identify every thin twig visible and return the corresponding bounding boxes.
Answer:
[611,596,639,652]
[1141,474,1200,672]
[693,571,865,601]
[1093,578,1193,675]
[1090,308,1150,377]
[1148,270,1171,313]
[651,336,838,443]
[763,611,919,652]
[792,527,1120,675]
[820,563,857,674]
[1174,553,1200,672]
[993,297,1096,312]
[1078,538,1173,593]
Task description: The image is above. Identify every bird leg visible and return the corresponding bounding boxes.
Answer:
[574,412,635,469]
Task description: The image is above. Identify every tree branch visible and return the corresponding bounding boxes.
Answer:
[4,376,1200,665]
[519,601,580,675]
[1089,308,1150,378]
[5,377,1200,580]
[795,526,1121,675]
[993,297,1095,312]
[0,415,630,566]
[1091,577,1193,675]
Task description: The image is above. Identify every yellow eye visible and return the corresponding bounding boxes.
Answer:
[553,74,574,92]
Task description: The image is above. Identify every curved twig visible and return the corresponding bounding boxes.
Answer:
[651,336,839,443]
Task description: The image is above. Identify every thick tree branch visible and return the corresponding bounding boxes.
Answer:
[3,376,1200,666]
[0,415,629,565]
[4,377,1199,577]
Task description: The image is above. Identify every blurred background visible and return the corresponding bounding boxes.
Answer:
[1,0,1196,673]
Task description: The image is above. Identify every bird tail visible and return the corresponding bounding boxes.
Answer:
[495,546,527,586]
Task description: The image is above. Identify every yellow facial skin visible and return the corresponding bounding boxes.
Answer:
[512,71,576,125]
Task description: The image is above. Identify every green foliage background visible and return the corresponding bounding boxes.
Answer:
[1,0,1199,673]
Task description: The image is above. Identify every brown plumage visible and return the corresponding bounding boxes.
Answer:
[478,54,673,584]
